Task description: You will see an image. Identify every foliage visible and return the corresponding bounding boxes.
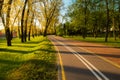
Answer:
[0,0,63,46]
[38,0,62,36]
[63,0,120,41]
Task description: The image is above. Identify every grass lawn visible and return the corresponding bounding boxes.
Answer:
[64,36,120,48]
[0,36,57,80]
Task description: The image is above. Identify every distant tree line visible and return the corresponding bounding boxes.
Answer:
[57,0,120,42]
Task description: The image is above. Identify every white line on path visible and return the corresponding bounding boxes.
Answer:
[54,37,109,80]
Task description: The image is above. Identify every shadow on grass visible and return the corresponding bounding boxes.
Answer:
[0,59,22,65]
[12,45,36,48]
[0,48,57,80]
[0,48,35,54]
[34,49,57,54]
[0,48,56,54]
[0,37,57,80]
[0,58,57,80]
[24,40,49,44]
[0,59,24,80]
[0,39,55,54]
[6,59,57,80]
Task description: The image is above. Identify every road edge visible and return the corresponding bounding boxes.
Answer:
[48,37,66,80]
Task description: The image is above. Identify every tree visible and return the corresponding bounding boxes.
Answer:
[24,5,29,42]
[10,3,21,39]
[111,0,117,40]
[0,0,5,27]
[28,12,34,41]
[5,0,13,46]
[105,0,109,42]
[118,1,120,38]
[67,0,90,37]
[24,0,34,42]
[0,0,4,16]
[65,0,120,41]
[82,0,90,39]
[21,0,28,42]
[39,0,62,36]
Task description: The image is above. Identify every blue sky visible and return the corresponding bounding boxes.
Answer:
[61,0,73,16]
[59,0,74,23]
[63,0,73,7]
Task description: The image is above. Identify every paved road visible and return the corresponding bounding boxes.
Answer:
[48,35,120,80]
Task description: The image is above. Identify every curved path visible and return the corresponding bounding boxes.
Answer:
[48,35,120,80]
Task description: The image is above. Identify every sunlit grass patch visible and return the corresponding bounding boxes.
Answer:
[0,36,57,80]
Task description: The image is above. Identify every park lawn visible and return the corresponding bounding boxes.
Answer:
[0,36,57,80]
[64,36,120,48]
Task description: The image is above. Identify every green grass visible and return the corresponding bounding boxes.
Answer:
[64,36,120,48]
[0,36,57,80]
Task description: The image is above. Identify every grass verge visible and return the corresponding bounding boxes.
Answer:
[64,36,120,48]
[0,36,57,80]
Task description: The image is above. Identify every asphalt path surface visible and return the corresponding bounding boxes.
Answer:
[48,35,120,80]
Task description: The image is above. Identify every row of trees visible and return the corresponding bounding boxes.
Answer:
[61,0,120,42]
[0,0,62,46]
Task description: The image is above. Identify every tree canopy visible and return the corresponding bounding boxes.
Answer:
[0,0,62,46]
[60,0,120,42]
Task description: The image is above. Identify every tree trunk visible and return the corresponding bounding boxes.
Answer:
[53,23,56,35]
[0,0,12,46]
[112,0,116,40]
[83,0,88,39]
[28,30,31,41]
[119,23,120,39]
[93,25,97,38]
[63,24,66,35]
[43,19,49,37]
[28,13,34,41]
[82,27,87,39]
[105,0,109,42]
[43,26,48,37]
[119,1,120,39]
[24,8,29,42]
[5,0,13,46]
[21,0,28,42]
[93,15,97,38]
[5,28,12,46]
[112,18,116,40]
[18,26,21,38]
